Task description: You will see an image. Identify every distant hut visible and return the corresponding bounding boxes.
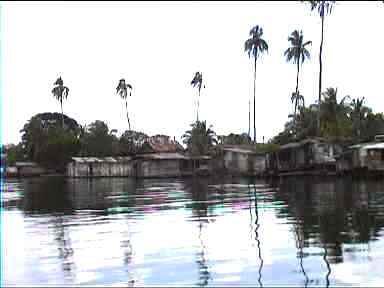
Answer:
[67,157,133,177]
[220,145,266,176]
[14,162,46,177]
[135,135,195,178]
[266,138,342,176]
[336,136,384,175]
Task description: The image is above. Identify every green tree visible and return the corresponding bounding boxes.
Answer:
[20,113,81,171]
[244,25,268,143]
[191,72,205,122]
[21,112,81,163]
[218,133,252,145]
[350,97,369,142]
[305,0,335,135]
[119,130,149,155]
[320,87,351,139]
[80,120,115,157]
[4,143,25,166]
[43,126,81,171]
[291,91,306,136]
[363,112,384,141]
[116,79,133,131]
[51,76,70,128]
[182,120,217,156]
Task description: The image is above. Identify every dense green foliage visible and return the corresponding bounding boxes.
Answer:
[272,88,384,145]
[182,120,218,156]
[218,133,252,145]
[118,130,149,156]
[20,113,81,171]
[79,120,118,157]
[4,143,25,166]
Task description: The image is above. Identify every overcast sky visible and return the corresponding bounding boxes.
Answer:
[2,1,384,145]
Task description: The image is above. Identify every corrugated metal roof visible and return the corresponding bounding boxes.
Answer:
[360,142,384,150]
[222,145,255,154]
[223,147,255,154]
[71,157,132,163]
[14,162,39,167]
[280,138,321,150]
[139,152,188,160]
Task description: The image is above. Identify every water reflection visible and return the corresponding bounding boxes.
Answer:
[273,176,384,286]
[248,180,264,287]
[52,214,75,281]
[184,177,212,286]
[2,176,384,286]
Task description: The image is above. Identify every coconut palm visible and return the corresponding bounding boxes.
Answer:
[305,0,335,135]
[182,120,217,156]
[51,76,69,128]
[350,97,369,141]
[244,25,268,143]
[320,87,350,138]
[191,72,205,122]
[291,91,305,135]
[116,79,133,131]
[284,30,311,101]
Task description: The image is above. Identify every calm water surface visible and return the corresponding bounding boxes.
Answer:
[2,176,384,286]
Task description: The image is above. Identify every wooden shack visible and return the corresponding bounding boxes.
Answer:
[135,152,193,178]
[13,162,46,177]
[267,138,342,176]
[221,145,266,176]
[67,157,134,177]
[336,141,384,175]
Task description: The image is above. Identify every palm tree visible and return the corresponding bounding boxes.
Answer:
[244,25,268,143]
[116,79,133,131]
[320,87,350,138]
[305,0,335,135]
[182,120,217,156]
[350,97,369,141]
[284,30,311,102]
[191,72,204,122]
[291,91,305,135]
[52,76,69,128]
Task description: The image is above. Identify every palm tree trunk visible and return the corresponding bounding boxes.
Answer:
[317,13,325,136]
[60,99,64,129]
[253,57,257,144]
[294,60,300,136]
[248,100,251,139]
[125,99,131,131]
[197,89,200,122]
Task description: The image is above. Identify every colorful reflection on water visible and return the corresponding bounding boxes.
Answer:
[2,176,384,286]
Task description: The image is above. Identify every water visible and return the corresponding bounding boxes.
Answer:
[2,176,384,286]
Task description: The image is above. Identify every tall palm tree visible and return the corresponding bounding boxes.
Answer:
[51,76,69,128]
[305,0,335,135]
[284,30,311,102]
[116,79,133,131]
[244,25,268,143]
[191,72,204,122]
